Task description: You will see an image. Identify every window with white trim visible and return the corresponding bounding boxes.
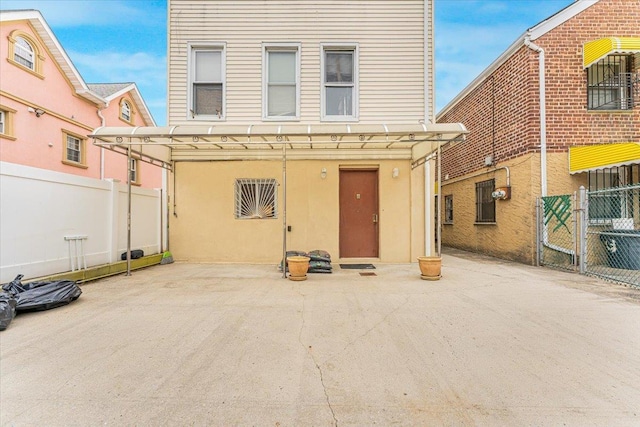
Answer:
[65,133,83,164]
[322,45,358,120]
[0,111,5,134]
[14,36,35,70]
[129,158,138,183]
[189,44,225,119]
[263,44,300,119]
[235,179,278,219]
[121,100,132,122]
[475,179,495,223]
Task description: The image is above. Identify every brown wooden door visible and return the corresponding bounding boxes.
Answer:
[339,169,379,258]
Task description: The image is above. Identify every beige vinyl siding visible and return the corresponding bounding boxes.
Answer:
[169,0,430,125]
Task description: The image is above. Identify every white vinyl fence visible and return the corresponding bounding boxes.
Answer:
[0,162,162,282]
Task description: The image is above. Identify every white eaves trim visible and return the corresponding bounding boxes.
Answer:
[0,9,105,106]
[102,83,157,127]
[436,0,600,119]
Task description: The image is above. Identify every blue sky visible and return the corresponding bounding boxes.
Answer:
[3,0,574,124]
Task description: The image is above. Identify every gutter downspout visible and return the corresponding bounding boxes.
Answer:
[97,106,107,180]
[524,35,547,197]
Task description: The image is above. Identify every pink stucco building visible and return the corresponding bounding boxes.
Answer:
[0,9,161,188]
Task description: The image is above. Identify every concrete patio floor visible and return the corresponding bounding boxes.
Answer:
[2,248,640,426]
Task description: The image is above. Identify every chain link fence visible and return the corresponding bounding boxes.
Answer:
[585,185,640,288]
[538,185,640,289]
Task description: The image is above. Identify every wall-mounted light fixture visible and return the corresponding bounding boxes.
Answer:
[392,167,400,178]
[28,107,46,117]
[320,168,327,179]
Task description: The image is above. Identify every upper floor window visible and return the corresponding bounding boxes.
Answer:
[14,36,34,69]
[7,31,43,78]
[189,44,225,120]
[0,111,5,134]
[587,54,636,110]
[263,44,300,120]
[62,131,87,168]
[475,179,496,223]
[120,100,132,122]
[322,44,358,121]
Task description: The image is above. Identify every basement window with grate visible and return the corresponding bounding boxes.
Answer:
[235,179,278,219]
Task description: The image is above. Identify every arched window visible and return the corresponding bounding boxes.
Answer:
[14,36,35,70]
[121,100,132,122]
[8,31,43,77]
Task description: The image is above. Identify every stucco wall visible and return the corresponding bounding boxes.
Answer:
[169,159,421,263]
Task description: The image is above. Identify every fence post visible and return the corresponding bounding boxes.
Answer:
[535,197,541,266]
[578,186,587,274]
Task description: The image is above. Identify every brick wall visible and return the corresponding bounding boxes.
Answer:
[439,0,640,181]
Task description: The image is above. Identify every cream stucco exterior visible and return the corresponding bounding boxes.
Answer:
[87,0,463,265]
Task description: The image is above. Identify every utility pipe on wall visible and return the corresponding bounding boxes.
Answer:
[524,36,548,197]
[96,106,107,180]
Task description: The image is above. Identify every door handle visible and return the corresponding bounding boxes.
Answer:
[372,214,378,223]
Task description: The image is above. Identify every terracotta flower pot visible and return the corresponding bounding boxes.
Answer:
[287,256,310,281]
[417,256,441,280]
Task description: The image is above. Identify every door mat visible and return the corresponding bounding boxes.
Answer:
[359,272,377,277]
[340,264,376,269]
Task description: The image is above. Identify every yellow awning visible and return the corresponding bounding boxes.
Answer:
[583,37,640,68]
[569,143,640,174]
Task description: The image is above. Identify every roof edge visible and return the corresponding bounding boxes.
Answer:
[436,0,601,120]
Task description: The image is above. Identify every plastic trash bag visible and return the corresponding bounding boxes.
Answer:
[0,292,17,330]
[2,274,82,312]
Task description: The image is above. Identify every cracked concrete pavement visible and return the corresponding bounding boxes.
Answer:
[2,248,640,426]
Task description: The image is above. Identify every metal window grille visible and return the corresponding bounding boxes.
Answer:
[475,179,495,222]
[66,135,81,163]
[14,37,34,69]
[587,54,635,110]
[444,194,454,223]
[235,179,277,219]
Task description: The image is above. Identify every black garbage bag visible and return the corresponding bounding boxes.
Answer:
[308,250,331,263]
[0,292,17,331]
[308,260,333,273]
[2,274,82,313]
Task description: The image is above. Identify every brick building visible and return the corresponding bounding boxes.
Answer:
[436,0,639,264]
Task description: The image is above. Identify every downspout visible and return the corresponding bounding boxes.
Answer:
[97,105,107,180]
[524,36,547,197]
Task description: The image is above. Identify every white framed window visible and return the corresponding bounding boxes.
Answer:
[14,36,35,70]
[321,43,358,121]
[188,43,225,120]
[235,179,278,219]
[121,100,132,122]
[63,132,85,166]
[263,43,300,120]
[0,111,5,134]
[129,158,138,184]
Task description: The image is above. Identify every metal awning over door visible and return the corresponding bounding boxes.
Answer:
[89,122,467,276]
